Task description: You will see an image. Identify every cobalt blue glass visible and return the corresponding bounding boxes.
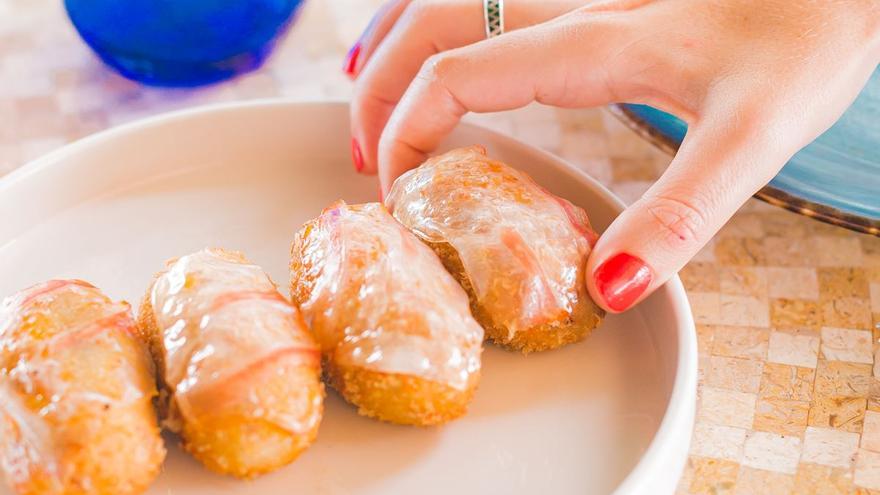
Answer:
[64,0,304,87]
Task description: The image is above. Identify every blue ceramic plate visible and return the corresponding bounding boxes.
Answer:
[610,68,880,235]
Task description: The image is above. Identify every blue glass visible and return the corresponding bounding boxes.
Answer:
[65,0,304,87]
[619,67,880,224]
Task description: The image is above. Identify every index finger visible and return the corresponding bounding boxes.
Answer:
[377,12,634,192]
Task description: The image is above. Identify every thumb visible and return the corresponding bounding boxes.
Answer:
[585,110,790,313]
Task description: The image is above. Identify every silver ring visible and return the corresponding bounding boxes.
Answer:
[483,0,504,38]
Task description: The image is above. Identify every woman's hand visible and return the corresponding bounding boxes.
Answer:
[347,0,880,313]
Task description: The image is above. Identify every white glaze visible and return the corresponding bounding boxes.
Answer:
[150,249,319,434]
[0,280,151,490]
[293,202,483,390]
[388,146,597,337]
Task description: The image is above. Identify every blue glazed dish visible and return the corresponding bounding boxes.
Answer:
[65,0,304,87]
[611,68,880,235]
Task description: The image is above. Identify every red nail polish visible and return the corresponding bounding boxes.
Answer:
[351,138,364,173]
[343,43,361,78]
[594,253,653,312]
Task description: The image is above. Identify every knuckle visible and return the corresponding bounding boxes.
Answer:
[416,52,467,114]
[642,194,709,246]
[419,52,455,82]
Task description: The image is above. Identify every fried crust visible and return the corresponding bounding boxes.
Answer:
[136,250,323,479]
[324,359,478,426]
[426,239,604,354]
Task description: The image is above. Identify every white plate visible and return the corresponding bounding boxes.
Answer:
[0,100,696,495]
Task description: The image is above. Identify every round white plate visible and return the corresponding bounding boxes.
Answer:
[0,100,696,495]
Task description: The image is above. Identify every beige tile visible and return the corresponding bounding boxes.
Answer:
[610,156,658,181]
[752,397,809,436]
[814,360,873,398]
[13,94,57,115]
[230,73,279,99]
[696,324,715,356]
[875,351,880,380]
[717,213,765,239]
[716,237,766,266]
[856,449,880,490]
[557,108,606,134]
[734,466,795,495]
[719,295,770,327]
[793,463,853,495]
[771,298,824,329]
[739,197,776,213]
[863,411,880,453]
[712,326,769,360]
[820,327,873,364]
[801,427,859,468]
[818,268,870,300]
[808,396,867,432]
[605,129,653,159]
[852,486,880,494]
[767,267,820,300]
[862,235,880,260]
[698,354,711,386]
[768,330,820,368]
[692,239,717,263]
[741,431,801,474]
[721,267,768,298]
[762,213,809,238]
[764,236,816,267]
[689,456,739,495]
[698,387,757,429]
[690,292,721,325]
[813,237,863,267]
[808,220,854,237]
[676,458,696,495]
[680,262,721,293]
[822,297,873,330]
[707,356,764,393]
[690,423,747,461]
[760,362,815,401]
[869,379,880,412]
[871,284,880,313]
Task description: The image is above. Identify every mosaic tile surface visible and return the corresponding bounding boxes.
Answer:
[1,1,878,493]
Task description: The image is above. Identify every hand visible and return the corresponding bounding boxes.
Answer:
[345,0,585,175]
[347,0,880,312]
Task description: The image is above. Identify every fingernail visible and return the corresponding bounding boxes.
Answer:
[593,253,653,312]
[343,42,361,78]
[351,137,364,173]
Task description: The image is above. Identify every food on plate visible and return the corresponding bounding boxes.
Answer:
[290,201,483,426]
[0,280,165,495]
[387,146,605,353]
[137,248,323,479]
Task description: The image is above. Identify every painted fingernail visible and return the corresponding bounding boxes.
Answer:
[351,137,364,172]
[593,253,653,312]
[343,42,361,78]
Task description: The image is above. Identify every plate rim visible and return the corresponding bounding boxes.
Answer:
[0,98,698,494]
[608,104,880,237]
